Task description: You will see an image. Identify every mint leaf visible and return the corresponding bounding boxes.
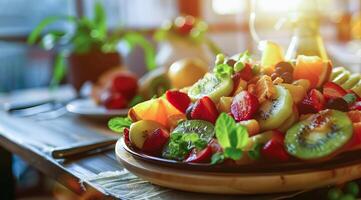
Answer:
[229,129,239,148]
[224,147,243,160]
[215,113,234,147]
[211,152,225,165]
[213,64,234,79]
[234,125,249,149]
[108,117,132,133]
[343,93,357,104]
[129,95,144,107]
[248,143,263,160]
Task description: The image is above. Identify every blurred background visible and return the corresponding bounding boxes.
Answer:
[0,0,360,93]
[0,0,360,199]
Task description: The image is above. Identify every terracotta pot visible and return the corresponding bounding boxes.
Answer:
[68,50,122,92]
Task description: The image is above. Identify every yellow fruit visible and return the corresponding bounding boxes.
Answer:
[352,80,361,97]
[129,120,164,149]
[128,97,184,128]
[260,41,284,75]
[139,67,171,100]
[238,119,260,136]
[280,83,306,104]
[293,79,311,92]
[217,97,233,113]
[168,58,208,89]
[232,79,247,96]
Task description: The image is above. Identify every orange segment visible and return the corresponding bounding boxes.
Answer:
[294,55,327,88]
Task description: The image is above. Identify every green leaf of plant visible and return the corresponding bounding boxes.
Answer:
[128,95,144,107]
[234,124,249,149]
[215,113,235,148]
[93,2,107,38]
[28,16,77,45]
[224,147,243,160]
[343,93,357,104]
[211,152,225,165]
[123,32,156,71]
[40,30,66,50]
[229,129,239,148]
[248,143,263,160]
[50,52,67,88]
[108,117,132,133]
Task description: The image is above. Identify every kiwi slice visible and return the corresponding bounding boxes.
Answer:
[342,73,361,89]
[139,68,171,99]
[256,85,293,131]
[278,105,299,132]
[188,73,233,102]
[171,120,215,142]
[285,109,353,160]
[331,67,345,80]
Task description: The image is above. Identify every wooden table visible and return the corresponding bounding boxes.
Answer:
[0,86,344,200]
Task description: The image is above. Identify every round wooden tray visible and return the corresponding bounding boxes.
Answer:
[115,139,361,194]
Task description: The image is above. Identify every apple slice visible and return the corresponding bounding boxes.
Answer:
[129,120,165,149]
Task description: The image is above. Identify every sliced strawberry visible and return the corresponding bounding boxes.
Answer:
[345,123,361,151]
[348,111,361,123]
[233,63,253,82]
[231,91,259,122]
[101,92,128,109]
[298,89,325,115]
[142,128,170,156]
[184,145,212,163]
[165,90,191,113]
[323,82,347,100]
[261,131,289,162]
[350,101,361,111]
[123,128,131,146]
[111,73,138,101]
[191,96,219,124]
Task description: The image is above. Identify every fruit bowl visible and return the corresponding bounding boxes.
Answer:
[110,44,361,194]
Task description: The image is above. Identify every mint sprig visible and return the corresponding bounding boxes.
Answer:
[108,117,132,133]
[343,93,357,104]
[211,113,249,164]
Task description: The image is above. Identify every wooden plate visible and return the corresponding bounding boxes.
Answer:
[115,138,361,194]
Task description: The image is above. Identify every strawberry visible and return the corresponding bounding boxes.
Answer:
[101,92,128,109]
[231,91,259,122]
[323,82,347,100]
[350,101,361,111]
[123,128,131,146]
[191,96,219,124]
[298,89,325,115]
[165,90,191,113]
[142,128,170,156]
[348,111,361,123]
[184,146,212,163]
[233,63,253,82]
[261,131,290,162]
[111,73,138,101]
[209,139,222,154]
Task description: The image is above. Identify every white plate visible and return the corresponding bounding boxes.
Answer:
[66,98,128,118]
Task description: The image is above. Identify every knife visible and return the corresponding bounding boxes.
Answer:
[51,138,118,159]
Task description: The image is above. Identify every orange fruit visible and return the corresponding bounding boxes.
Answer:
[128,97,185,128]
[293,56,332,89]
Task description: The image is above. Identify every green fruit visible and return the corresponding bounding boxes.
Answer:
[331,67,345,80]
[188,73,233,102]
[139,68,171,100]
[342,73,361,89]
[285,109,353,160]
[171,120,215,142]
[328,188,343,200]
[333,71,351,85]
[351,80,361,97]
[256,85,293,131]
[278,106,299,132]
[345,182,359,197]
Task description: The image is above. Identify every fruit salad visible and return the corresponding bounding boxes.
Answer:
[109,43,361,165]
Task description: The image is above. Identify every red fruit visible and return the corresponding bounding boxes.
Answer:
[233,63,253,82]
[184,146,212,163]
[350,101,361,111]
[261,132,290,162]
[209,139,222,154]
[165,90,191,113]
[298,89,325,115]
[123,128,131,146]
[142,128,170,156]
[102,92,128,109]
[323,82,347,100]
[191,96,219,124]
[231,91,259,122]
[111,73,138,100]
[345,123,361,151]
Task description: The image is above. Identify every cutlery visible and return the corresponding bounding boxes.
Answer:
[51,138,118,159]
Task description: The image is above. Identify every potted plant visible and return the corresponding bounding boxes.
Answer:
[28,2,155,92]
